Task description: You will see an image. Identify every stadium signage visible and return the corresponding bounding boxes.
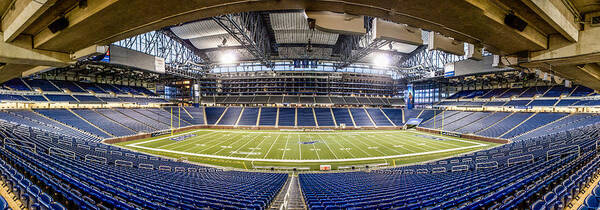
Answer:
[151,131,170,137]
[441,131,461,138]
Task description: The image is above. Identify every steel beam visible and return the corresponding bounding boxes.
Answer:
[212,13,274,68]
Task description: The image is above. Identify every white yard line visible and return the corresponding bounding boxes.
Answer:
[298,134,302,160]
[126,129,492,163]
[374,133,421,153]
[156,131,220,149]
[227,133,263,157]
[213,133,259,155]
[263,134,281,158]
[129,129,200,147]
[339,134,374,157]
[281,135,290,159]
[244,134,271,158]
[128,143,487,162]
[307,134,321,160]
[316,134,339,159]
[355,133,404,154]
[324,134,356,158]
[195,132,246,153]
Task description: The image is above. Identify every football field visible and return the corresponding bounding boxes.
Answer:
[114,129,500,170]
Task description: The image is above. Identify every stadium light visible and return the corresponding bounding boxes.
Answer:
[373,54,390,67]
[219,51,238,64]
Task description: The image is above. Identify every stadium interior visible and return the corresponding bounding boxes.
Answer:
[1,0,600,209]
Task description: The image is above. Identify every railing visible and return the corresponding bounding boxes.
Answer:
[547,145,580,161]
[432,167,447,173]
[451,165,469,172]
[85,154,107,164]
[49,147,75,159]
[507,154,534,166]
[139,163,153,170]
[115,160,133,167]
[476,161,498,170]
[4,138,36,153]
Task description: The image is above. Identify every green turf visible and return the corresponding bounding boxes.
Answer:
[114,129,501,170]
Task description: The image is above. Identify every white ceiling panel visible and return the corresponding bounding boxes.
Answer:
[170,20,227,39]
[277,47,334,60]
[269,12,309,30]
[274,30,339,45]
[189,34,241,50]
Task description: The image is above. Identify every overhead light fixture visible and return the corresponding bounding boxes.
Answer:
[219,51,237,64]
[373,54,390,67]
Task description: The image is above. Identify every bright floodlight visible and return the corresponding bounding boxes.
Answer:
[219,51,238,64]
[373,54,390,67]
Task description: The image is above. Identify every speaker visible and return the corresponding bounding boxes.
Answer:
[48,17,69,33]
[504,13,527,32]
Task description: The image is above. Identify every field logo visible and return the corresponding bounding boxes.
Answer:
[415,135,448,141]
[299,141,320,145]
[170,134,196,141]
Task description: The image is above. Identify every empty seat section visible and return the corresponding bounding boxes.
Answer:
[297,108,316,126]
[283,96,298,104]
[94,109,155,132]
[73,95,102,102]
[529,100,558,107]
[238,108,259,126]
[349,108,374,127]
[0,94,28,101]
[332,108,353,127]
[277,108,295,126]
[142,108,191,127]
[72,109,135,136]
[416,110,436,122]
[25,79,61,92]
[77,82,105,93]
[344,97,359,104]
[504,100,531,106]
[443,112,492,131]
[44,94,77,102]
[480,88,507,98]
[35,109,111,138]
[366,108,393,126]
[382,108,403,126]
[6,109,98,141]
[96,84,123,94]
[252,96,269,103]
[458,112,511,134]
[314,108,335,126]
[259,108,277,126]
[52,80,87,92]
[555,99,579,106]
[502,113,567,139]
[3,78,31,91]
[115,108,169,130]
[98,97,121,102]
[542,86,570,97]
[483,101,507,106]
[162,107,195,124]
[267,96,283,103]
[498,88,526,98]
[520,86,549,97]
[420,111,459,129]
[329,97,345,104]
[217,107,242,125]
[570,85,594,96]
[476,112,533,137]
[299,97,314,104]
[314,96,331,104]
[205,107,226,125]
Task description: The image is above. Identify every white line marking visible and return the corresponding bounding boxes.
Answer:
[128,143,486,162]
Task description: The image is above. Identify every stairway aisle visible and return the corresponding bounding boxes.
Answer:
[270,174,306,209]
